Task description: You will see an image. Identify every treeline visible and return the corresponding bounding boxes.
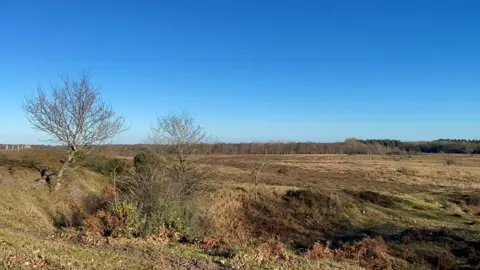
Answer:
[437,139,480,143]
[96,138,480,156]
[355,139,480,154]
[9,139,479,156]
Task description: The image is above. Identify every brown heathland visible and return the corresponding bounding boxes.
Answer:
[1,149,480,269]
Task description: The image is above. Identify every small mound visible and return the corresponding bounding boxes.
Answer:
[256,238,290,262]
[387,227,480,269]
[348,190,401,208]
[403,248,456,270]
[283,189,338,209]
[397,228,464,244]
[449,193,480,206]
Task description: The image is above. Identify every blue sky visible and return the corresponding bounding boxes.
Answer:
[0,0,478,144]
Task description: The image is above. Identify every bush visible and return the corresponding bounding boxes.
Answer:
[82,216,104,242]
[255,238,290,262]
[403,247,455,270]
[111,201,146,237]
[77,152,128,175]
[85,196,198,239]
[133,150,158,174]
[106,158,128,174]
[118,168,200,238]
[52,210,84,228]
[445,159,457,166]
[198,236,234,257]
[306,241,334,260]
[305,238,392,269]
[73,150,87,163]
[91,199,197,239]
[145,200,197,237]
[335,238,392,270]
[95,201,145,238]
[436,251,456,270]
[395,167,416,176]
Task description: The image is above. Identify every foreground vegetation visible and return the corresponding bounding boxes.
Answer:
[1,149,480,269]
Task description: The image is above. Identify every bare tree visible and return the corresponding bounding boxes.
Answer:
[23,72,126,190]
[248,153,268,201]
[119,113,212,235]
[149,111,212,195]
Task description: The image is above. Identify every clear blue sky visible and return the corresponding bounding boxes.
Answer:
[0,0,478,144]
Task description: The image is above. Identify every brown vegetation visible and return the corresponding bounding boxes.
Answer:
[1,149,480,269]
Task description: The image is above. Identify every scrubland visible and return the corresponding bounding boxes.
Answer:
[1,149,480,269]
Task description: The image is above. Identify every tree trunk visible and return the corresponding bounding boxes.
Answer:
[54,151,75,191]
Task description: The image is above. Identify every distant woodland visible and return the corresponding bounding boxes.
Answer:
[10,138,479,156]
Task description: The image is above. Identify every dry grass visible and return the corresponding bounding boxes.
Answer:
[255,237,290,262]
[307,238,392,270]
[206,154,480,191]
[2,151,480,269]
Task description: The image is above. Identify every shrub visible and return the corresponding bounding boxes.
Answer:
[133,150,158,174]
[96,210,123,237]
[436,251,456,270]
[85,197,198,239]
[118,168,200,237]
[306,241,334,260]
[335,237,392,270]
[255,238,290,262]
[395,167,416,176]
[73,150,87,163]
[445,159,457,166]
[305,238,392,269]
[77,153,128,175]
[198,236,234,257]
[145,200,197,237]
[146,225,180,243]
[82,186,117,215]
[95,201,145,238]
[111,201,146,237]
[277,167,289,174]
[52,210,83,228]
[82,216,104,242]
[403,246,455,270]
[105,158,128,174]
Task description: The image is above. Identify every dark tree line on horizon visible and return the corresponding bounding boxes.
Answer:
[47,138,476,156]
[3,138,479,156]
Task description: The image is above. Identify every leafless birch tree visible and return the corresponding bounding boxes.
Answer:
[149,111,212,195]
[23,72,126,190]
[248,153,268,201]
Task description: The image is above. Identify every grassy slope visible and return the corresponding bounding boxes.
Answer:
[0,150,357,270]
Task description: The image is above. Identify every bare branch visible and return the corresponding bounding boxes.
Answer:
[23,72,127,188]
[247,152,269,201]
[149,111,213,195]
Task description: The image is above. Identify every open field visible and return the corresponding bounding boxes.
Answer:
[1,150,480,269]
